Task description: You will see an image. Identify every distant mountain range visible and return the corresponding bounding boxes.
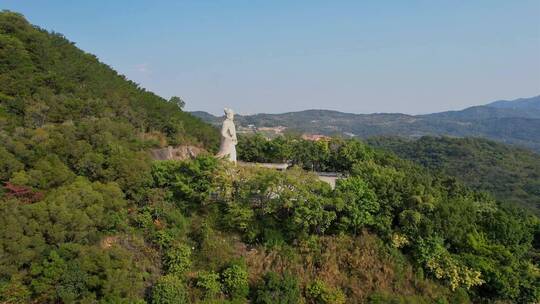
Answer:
[192,95,540,152]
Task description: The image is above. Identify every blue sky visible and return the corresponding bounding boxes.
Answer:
[3,1,540,115]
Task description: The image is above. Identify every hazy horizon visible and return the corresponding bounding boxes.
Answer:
[193,94,540,116]
[4,1,540,116]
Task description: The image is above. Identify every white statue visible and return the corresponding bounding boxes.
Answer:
[216,108,237,163]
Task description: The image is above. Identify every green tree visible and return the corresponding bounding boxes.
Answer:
[0,147,24,181]
[333,176,379,234]
[0,274,31,304]
[237,133,269,162]
[169,96,185,110]
[152,156,219,208]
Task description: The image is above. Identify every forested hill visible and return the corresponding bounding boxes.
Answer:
[1,10,224,302]
[368,136,540,214]
[192,95,540,152]
[0,10,218,148]
[1,11,539,304]
[487,96,540,110]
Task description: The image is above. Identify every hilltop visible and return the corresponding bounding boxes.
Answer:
[193,95,540,152]
[487,96,540,110]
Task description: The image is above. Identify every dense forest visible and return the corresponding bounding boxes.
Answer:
[1,11,539,304]
[367,136,540,215]
[236,134,540,302]
[0,11,219,149]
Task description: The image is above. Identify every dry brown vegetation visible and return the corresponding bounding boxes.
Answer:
[242,232,449,303]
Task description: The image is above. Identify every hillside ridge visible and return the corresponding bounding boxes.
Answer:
[192,95,540,151]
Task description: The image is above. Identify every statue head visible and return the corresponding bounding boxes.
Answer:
[224,108,234,120]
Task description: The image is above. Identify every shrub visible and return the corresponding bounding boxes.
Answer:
[253,272,301,304]
[196,271,222,298]
[163,243,192,276]
[221,264,249,299]
[306,279,345,304]
[151,275,187,304]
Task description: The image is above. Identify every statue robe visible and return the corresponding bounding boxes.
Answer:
[216,118,237,162]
